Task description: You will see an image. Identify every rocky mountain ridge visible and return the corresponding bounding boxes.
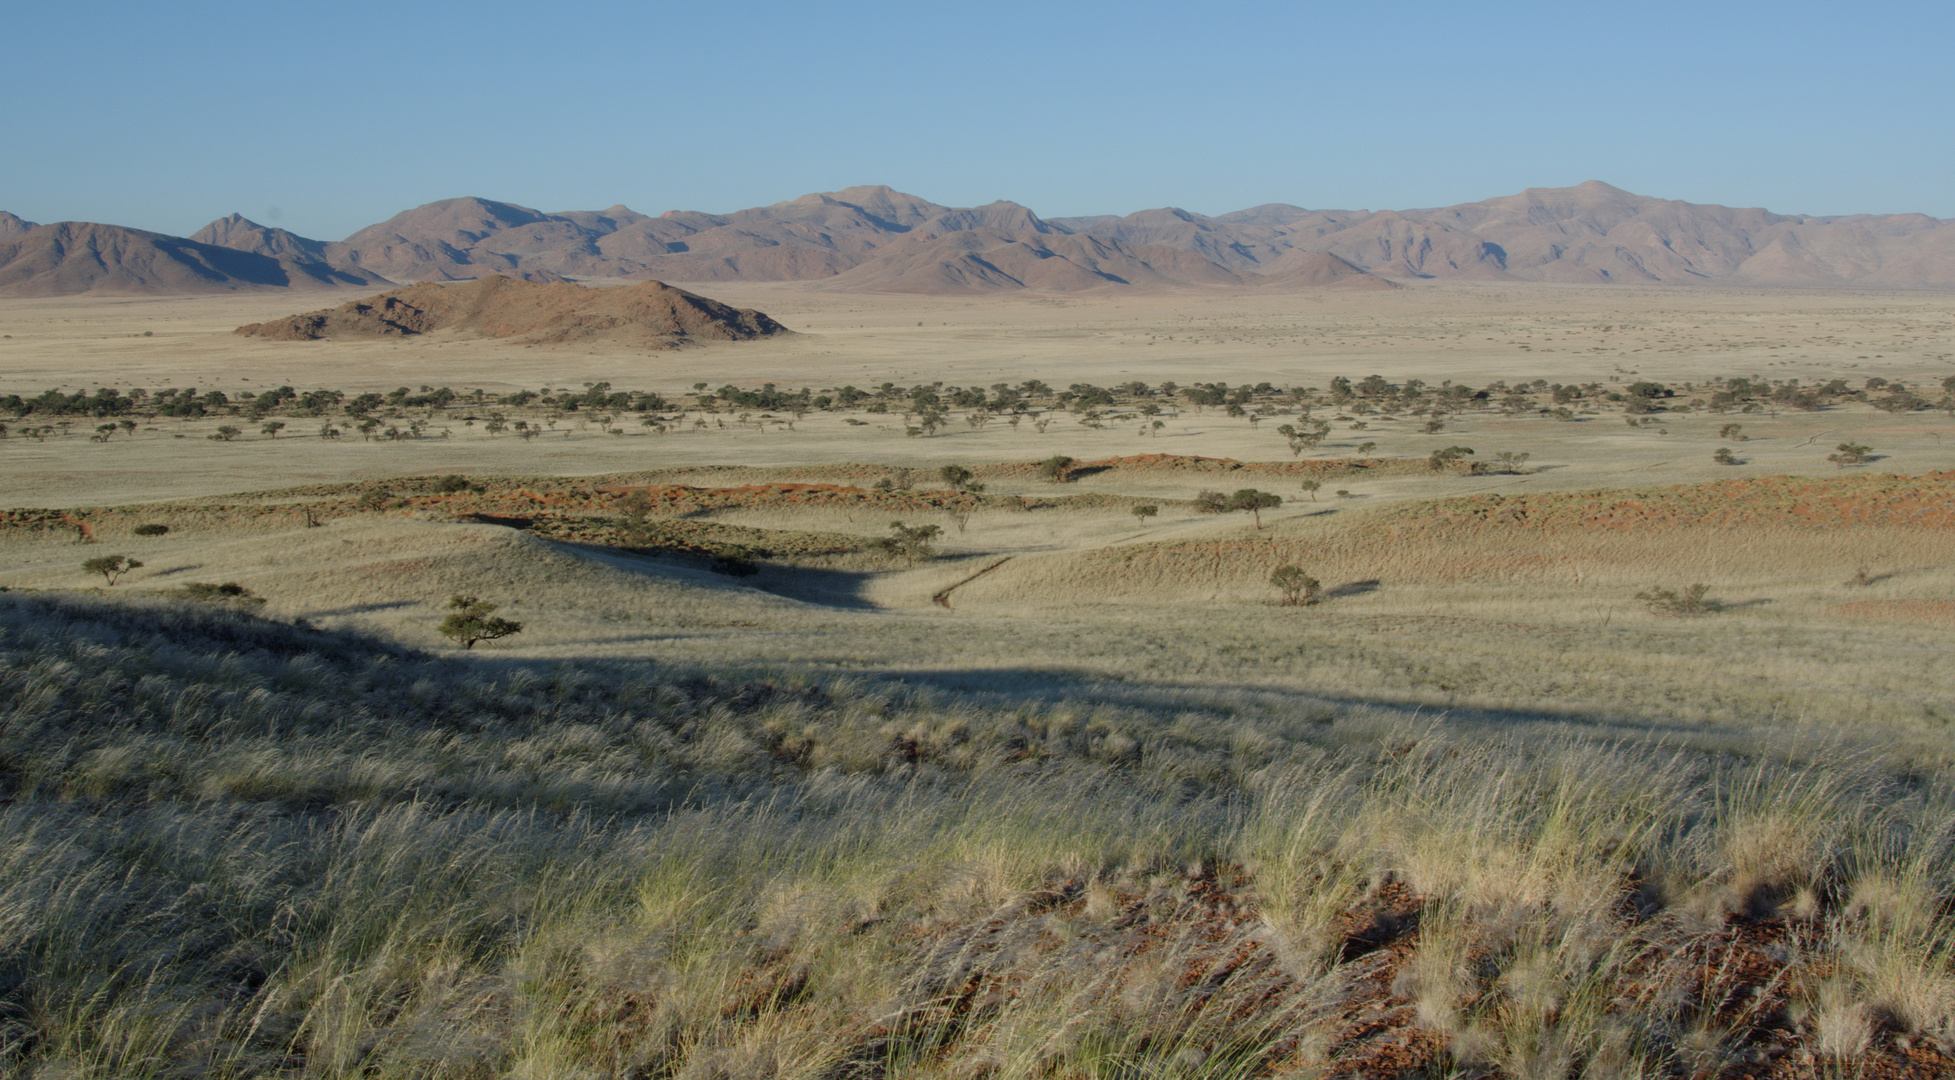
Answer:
[5,181,1950,296]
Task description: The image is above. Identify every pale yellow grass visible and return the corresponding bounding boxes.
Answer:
[2,282,1952,507]
[6,505,1950,754]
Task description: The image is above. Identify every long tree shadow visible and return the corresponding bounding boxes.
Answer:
[745,564,881,609]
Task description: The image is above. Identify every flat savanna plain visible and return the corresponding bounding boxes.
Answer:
[4,281,1955,1079]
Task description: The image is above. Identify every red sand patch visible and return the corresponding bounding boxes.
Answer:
[1390,472,1955,534]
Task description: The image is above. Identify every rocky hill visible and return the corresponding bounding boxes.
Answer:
[233,276,790,347]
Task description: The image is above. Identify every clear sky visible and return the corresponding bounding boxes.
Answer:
[5,0,1950,240]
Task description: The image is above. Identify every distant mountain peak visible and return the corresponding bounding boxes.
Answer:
[9,184,1952,296]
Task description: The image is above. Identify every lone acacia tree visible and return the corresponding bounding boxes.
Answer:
[939,464,978,491]
[1039,455,1076,483]
[1828,442,1873,467]
[82,555,142,586]
[438,595,524,649]
[876,521,943,568]
[1227,489,1282,529]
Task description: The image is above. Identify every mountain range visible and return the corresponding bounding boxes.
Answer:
[3,181,1951,297]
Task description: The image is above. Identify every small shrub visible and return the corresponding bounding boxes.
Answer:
[132,523,170,537]
[1713,447,1739,465]
[1193,490,1229,514]
[1269,565,1321,606]
[437,595,524,649]
[178,582,264,607]
[1635,583,1718,617]
[1039,455,1076,483]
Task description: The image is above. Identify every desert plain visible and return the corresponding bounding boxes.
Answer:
[6,276,1955,1079]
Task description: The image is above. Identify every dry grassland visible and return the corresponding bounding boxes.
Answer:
[2,282,1954,1079]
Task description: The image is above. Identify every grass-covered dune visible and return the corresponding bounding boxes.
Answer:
[5,592,1955,1078]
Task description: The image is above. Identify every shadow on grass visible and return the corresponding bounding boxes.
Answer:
[310,600,422,617]
[1323,579,1382,599]
[746,564,880,610]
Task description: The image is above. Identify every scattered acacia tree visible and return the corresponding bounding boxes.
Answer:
[1131,504,1159,525]
[1492,450,1532,474]
[1276,419,1330,457]
[1635,583,1717,617]
[1719,423,1747,441]
[438,595,524,649]
[1428,445,1475,472]
[82,555,142,586]
[939,464,977,491]
[1227,489,1283,529]
[1713,447,1740,466]
[1299,479,1322,502]
[1828,442,1873,467]
[208,425,242,442]
[1193,490,1229,514]
[1269,565,1321,606]
[1039,455,1076,483]
[875,521,942,568]
[260,421,286,438]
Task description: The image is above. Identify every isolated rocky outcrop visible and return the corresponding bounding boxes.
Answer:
[233,276,791,347]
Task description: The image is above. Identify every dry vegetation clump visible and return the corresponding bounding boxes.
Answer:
[972,453,1432,484]
[5,592,1955,1078]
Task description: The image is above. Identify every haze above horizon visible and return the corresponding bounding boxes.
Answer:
[7,0,1951,239]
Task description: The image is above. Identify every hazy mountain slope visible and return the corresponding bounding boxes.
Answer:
[324,197,602,282]
[1252,250,1397,290]
[1052,181,1955,287]
[0,212,37,241]
[13,184,1953,296]
[816,228,1245,292]
[190,214,386,287]
[0,222,373,297]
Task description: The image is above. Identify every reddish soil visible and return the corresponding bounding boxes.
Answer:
[840,865,1954,1079]
[1389,472,1955,535]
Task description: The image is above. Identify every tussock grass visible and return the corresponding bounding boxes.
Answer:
[5,592,1955,1077]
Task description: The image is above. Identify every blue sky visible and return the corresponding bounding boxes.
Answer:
[5,0,1950,239]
